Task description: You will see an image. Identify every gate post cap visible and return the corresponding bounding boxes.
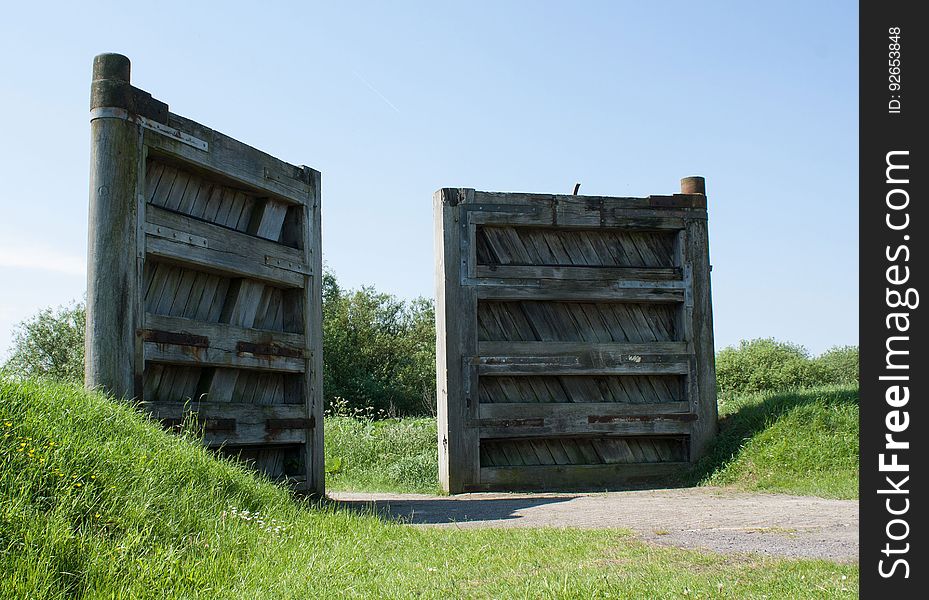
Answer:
[680,176,705,195]
[93,53,130,82]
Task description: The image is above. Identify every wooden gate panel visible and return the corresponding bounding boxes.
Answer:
[435,183,716,492]
[85,54,323,494]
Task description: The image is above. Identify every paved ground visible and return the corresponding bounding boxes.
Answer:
[329,487,858,562]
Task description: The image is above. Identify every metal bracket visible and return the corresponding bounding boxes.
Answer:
[90,107,209,152]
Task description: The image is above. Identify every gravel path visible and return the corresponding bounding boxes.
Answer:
[329,487,858,562]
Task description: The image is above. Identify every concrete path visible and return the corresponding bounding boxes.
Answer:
[329,487,858,562]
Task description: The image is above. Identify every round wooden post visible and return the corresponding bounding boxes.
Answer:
[680,176,705,195]
[85,53,143,399]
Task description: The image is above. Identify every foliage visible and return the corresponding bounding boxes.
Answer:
[715,338,858,397]
[322,270,436,416]
[813,345,859,386]
[0,377,857,598]
[688,385,859,499]
[3,302,85,383]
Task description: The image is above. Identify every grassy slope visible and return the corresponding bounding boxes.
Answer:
[1,378,856,599]
[689,385,859,499]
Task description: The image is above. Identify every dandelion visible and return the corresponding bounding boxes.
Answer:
[4,422,11,427]
[74,482,82,488]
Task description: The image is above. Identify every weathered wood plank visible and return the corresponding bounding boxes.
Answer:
[143,313,306,352]
[475,265,681,281]
[477,418,693,438]
[147,204,305,266]
[140,401,309,446]
[474,462,689,491]
[475,359,690,376]
[146,236,305,288]
[478,341,688,356]
[143,120,311,206]
[144,342,305,373]
[479,401,690,419]
[472,190,706,210]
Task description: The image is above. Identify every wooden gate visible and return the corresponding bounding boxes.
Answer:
[85,54,323,494]
[434,180,716,492]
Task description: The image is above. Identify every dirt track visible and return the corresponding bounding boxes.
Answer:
[330,487,858,562]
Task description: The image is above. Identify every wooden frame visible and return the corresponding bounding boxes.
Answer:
[85,54,323,494]
[435,181,716,493]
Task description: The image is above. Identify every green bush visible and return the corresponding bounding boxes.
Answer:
[813,345,859,385]
[715,338,858,396]
[322,270,435,416]
[3,302,85,383]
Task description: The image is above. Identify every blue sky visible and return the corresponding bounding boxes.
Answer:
[0,1,858,357]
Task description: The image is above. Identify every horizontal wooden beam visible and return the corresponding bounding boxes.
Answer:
[479,401,690,420]
[478,341,688,357]
[146,235,306,288]
[148,204,306,266]
[144,313,306,355]
[474,265,681,282]
[476,413,695,438]
[474,283,684,303]
[144,341,305,373]
[468,207,685,231]
[473,462,689,491]
[471,191,706,211]
[474,349,691,376]
[139,401,309,446]
[143,119,314,206]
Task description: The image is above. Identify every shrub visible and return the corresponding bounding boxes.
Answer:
[812,345,859,385]
[715,338,858,396]
[322,270,436,416]
[3,302,85,383]
[715,338,816,396]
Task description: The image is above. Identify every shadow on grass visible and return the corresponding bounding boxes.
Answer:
[326,494,577,525]
[677,386,860,487]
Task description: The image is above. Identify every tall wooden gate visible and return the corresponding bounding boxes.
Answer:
[85,54,323,494]
[434,180,716,492]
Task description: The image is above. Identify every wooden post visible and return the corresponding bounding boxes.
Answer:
[435,188,480,493]
[85,53,144,399]
[305,167,325,496]
[680,175,718,458]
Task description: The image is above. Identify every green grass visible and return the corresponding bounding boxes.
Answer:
[690,385,859,499]
[1,377,856,598]
[324,415,438,493]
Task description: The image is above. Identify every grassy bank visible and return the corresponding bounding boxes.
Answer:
[1,378,856,598]
[690,385,859,499]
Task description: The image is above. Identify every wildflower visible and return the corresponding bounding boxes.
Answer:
[74,483,82,488]
[3,422,11,427]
